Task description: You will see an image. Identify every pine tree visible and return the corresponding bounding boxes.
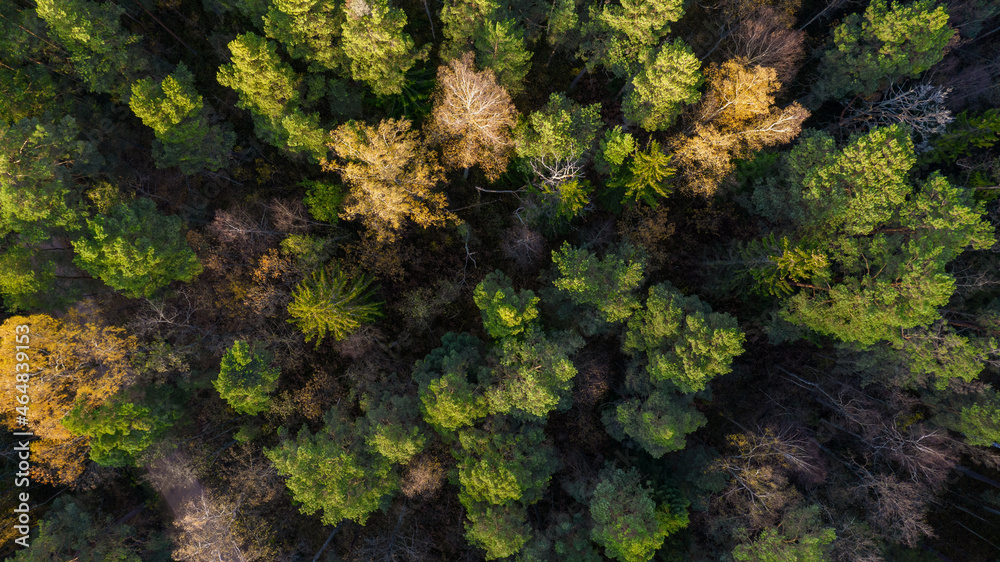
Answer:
[473,270,541,340]
[473,19,533,95]
[455,425,558,509]
[464,502,533,560]
[11,497,146,561]
[595,126,637,176]
[62,387,181,467]
[486,329,584,419]
[361,393,426,464]
[217,33,301,124]
[578,0,685,77]
[35,0,148,96]
[72,198,202,299]
[816,0,953,100]
[217,32,326,157]
[753,126,995,351]
[552,242,645,324]
[623,282,745,394]
[130,63,234,174]
[213,341,281,415]
[604,389,707,457]
[589,466,671,562]
[623,40,702,131]
[412,332,490,434]
[264,0,347,72]
[340,0,429,97]
[286,266,381,345]
[0,116,100,241]
[265,407,399,525]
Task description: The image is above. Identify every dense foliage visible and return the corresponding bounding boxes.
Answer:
[1,0,999,560]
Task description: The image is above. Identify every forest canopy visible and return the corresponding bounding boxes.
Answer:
[1,0,1000,560]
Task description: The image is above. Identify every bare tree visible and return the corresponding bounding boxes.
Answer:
[844,84,953,151]
[827,389,956,488]
[352,504,433,562]
[172,491,250,562]
[424,52,518,180]
[724,6,805,83]
[208,203,281,260]
[501,223,546,270]
[855,473,936,548]
[528,155,587,190]
[710,425,823,530]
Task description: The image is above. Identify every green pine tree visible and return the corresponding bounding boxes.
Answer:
[340,0,429,97]
[816,0,953,100]
[72,198,202,298]
[286,266,381,345]
[130,63,235,174]
[623,40,702,131]
[214,341,281,415]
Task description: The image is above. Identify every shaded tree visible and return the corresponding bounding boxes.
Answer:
[473,19,533,95]
[486,329,584,419]
[604,389,707,458]
[361,392,427,464]
[732,504,836,561]
[464,502,532,560]
[263,0,346,72]
[340,0,430,96]
[130,63,234,174]
[0,116,99,241]
[34,0,147,96]
[10,497,146,561]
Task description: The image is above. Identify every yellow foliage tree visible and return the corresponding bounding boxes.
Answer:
[670,58,809,195]
[0,311,140,485]
[323,118,451,242]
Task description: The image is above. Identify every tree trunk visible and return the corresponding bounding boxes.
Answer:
[568,66,588,91]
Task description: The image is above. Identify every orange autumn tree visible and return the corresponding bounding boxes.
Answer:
[0,310,141,485]
[323,118,451,242]
[670,58,809,195]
